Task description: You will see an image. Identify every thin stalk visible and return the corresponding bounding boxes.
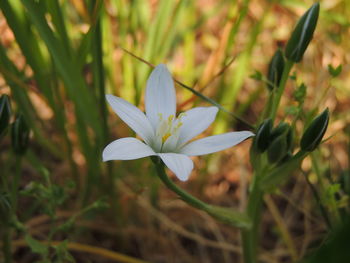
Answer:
[269,60,294,121]
[302,169,332,229]
[264,194,298,261]
[3,155,22,263]
[2,229,12,263]
[241,173,264,263]
[153,158,251,229]
[11,156,22,212]
[154,159,210,211]
[1,153,12,263]
[311,152,341,225]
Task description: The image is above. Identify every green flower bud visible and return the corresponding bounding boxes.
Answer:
[270,122,289,140]
[267,131,288,164]
[254,118,272,152]
[11,114,30,155]
[300,108,329,152]
[267,122,293,164]
[267,49,285,91]
[285,3,320,62]
[0,94,11,138]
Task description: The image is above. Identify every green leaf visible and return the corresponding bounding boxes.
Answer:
[285,3,320,62]
[328,64,342,77]
[53,240,75,263]
[25,234,48,256]
[294,83,307,103]
[301,217,350,263]
[250,70,263,81]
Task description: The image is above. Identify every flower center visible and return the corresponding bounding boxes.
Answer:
[156,113,184,151]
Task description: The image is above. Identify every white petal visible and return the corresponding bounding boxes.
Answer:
[177,106,219,146]
[146,64,176,128]
[103,137,156,161]
[179,131,254,156]
[106,94,154,145]
[158,153,194,181]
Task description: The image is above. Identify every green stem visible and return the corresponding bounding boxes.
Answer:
[3,155,22,263]
[153,158,251,229]
[2,229,12,263]
[11,156,22,213]
[154,159,210,211]
[302,170,332,229]
[269,60,294,121]
[241,173,264,263]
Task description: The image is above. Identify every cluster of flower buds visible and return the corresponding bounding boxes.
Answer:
[254,119,293,165]
[254,108,329,166]
[0,94,30,155]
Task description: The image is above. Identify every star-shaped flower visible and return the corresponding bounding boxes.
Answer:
[103,64,254,181]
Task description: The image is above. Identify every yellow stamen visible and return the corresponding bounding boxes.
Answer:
[168,115,174,122]
[162,133,171,143]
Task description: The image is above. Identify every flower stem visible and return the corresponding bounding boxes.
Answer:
[154,159,210,211]
[269,60,294,121]
[241,174,264,263]
[153,157,251,229]
[11,155,22,215]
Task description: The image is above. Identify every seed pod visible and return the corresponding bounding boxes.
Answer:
[285,3,320,62]
[255,118,272,152]
[0,94,11,138]
[300,108,329,151]
[11,114,30,155]
[267,49,285,91]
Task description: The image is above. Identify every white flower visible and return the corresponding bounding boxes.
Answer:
[103,64,254,181]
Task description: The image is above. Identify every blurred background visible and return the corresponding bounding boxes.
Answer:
[0,0,349,262]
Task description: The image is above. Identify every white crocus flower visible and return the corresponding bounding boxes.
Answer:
[103,64,254,181]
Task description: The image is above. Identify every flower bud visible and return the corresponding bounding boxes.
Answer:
[267,49,285,91]
[300,108,329,152]
[11,114,30,155]
[285,3,320,62]
[0,94,11,139]
[270,122,289,138]
[267,122,293,164]
[254,118,272,152]
[270,122,293,151]
[267,132,288,164]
